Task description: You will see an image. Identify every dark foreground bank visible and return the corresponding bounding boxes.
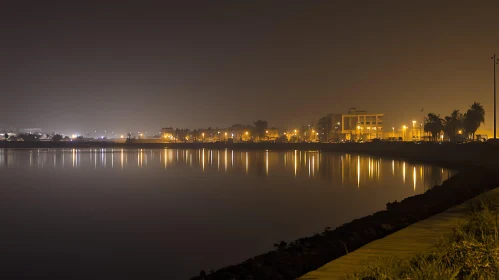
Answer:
[191,168,499,280]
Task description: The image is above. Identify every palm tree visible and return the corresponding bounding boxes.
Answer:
[443,110,464,142]
[424,113,444,141]
[464,102,485,140]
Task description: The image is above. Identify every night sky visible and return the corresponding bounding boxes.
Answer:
[1,1,499,136]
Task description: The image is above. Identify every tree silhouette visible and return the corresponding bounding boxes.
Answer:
[253,120,268,140]
[18,133,40,142]
[424,113,444,141]
[443,110,464,141]
[3,133,8,140]
[464,102,485,140]
[52,134,63,142]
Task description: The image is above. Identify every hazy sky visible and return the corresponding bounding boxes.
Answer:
[1,1,499,135]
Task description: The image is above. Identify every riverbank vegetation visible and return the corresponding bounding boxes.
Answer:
[347,195,499,280]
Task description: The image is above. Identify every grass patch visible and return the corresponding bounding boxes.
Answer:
[347,196,499,280]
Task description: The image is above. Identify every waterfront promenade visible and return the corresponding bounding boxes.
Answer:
[300,188,499,279]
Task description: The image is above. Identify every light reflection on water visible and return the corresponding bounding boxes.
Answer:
[0,148,455,279]
[0,148,453,191]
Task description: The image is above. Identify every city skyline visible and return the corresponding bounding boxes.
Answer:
[1,1,499,134]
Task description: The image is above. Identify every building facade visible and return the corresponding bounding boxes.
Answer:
[341,108,384,141]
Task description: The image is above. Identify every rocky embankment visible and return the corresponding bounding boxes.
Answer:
[191,168,499,280]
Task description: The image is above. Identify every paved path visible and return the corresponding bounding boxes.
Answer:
[299,188,499,280]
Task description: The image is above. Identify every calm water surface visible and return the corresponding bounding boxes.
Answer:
[0,148,454,279]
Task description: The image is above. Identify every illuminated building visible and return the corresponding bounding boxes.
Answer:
[341,108,384,141]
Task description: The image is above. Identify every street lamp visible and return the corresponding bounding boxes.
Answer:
[392,127,395,138]
[402,125,407,141]
[492,54,499,139]
[420,122,423,141]
[412,120,416,140]
[202,132,205,142]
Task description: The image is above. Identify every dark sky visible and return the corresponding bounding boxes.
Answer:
[1,1,499,135]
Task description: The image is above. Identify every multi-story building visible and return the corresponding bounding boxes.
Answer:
[341,108,384,141]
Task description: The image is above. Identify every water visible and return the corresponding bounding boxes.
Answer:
[0,148,454,279]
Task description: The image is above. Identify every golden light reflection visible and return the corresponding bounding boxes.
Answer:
[163,149,167,169]
[265,150,268,175]
[357,155,360,188]
[245,152,248,175]
[368,157,371,179]
[341,155,344,184]
[413,167,416,191]
[308,155,311,178]
[312,155,315,178]
[5,149,456,193]
[294,150,297,177]
[403,162,406,183]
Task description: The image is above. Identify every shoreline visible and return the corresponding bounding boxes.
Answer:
[191,168,499,280]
